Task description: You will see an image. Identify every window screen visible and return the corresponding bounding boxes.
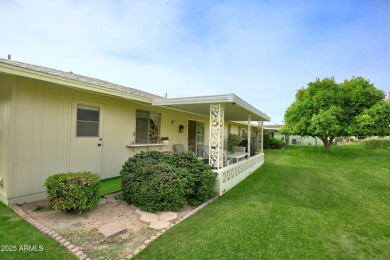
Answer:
[77,105,100,137]
[136,110,161,143]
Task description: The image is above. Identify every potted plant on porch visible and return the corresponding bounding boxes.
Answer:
[161,137,170,144]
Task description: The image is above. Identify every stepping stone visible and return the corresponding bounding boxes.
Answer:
[98,222,126,238]
[139,212,159,223]
[159,212,178,222]
[135,208,146,215]
[150,220,170,230]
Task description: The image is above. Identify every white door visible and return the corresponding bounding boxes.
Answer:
[69,100,104,177]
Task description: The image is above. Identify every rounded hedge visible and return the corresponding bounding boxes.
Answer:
[45,172,100,214]
[269,138,286,149]
[361,137,390,149]
[120,151,217,212]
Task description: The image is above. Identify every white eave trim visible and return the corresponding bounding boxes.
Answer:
[153,93,271,121]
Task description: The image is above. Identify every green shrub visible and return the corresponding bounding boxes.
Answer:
[361,137,390,149]
[269,138,286,149]
[227,134,243,152]
[125,162,189,212]
[263,134,270,149]
[120,151,217,212]
[45,172,100,214]
[167,152,217,206]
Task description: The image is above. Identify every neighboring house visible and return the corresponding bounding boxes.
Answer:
[0,59,270,205]
[263,124,324,146]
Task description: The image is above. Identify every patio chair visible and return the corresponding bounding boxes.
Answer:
[232,145,246,153]
[173,144,185,154]
[224,150,232,166]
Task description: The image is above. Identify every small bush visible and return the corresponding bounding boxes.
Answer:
[263,133,270,149]
[120,151,217,212]
[269,138,286,149]
[45,172,100,214]
[125,162,189,212]
[361,137,390,149]
[167,152,217,206]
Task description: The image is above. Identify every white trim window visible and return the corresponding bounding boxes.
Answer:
[136,110,161,143]
[76,105,100,137]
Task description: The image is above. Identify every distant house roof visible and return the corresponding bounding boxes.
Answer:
[263,124,283,131]
[0,58,161,102]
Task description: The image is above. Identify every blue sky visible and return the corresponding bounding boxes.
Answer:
[1,0,389,124]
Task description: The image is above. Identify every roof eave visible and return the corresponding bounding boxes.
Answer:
[0,62,153,104]
[153,94,271,122]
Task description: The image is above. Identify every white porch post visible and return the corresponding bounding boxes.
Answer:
[247,114,251,158]
[210,103,224,169]
[261,121,264,153]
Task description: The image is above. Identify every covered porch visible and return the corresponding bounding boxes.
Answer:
[152,94,270,195]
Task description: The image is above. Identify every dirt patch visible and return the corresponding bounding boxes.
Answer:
[19,198,195,259]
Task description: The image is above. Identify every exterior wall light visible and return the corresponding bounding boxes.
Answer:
[179,124,184,133]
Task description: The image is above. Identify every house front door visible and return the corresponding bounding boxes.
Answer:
[69,100,104,177]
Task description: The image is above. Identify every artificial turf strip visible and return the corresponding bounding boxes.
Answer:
[134,145,390,259]
[99,176,122,196]
[0,203,76,260]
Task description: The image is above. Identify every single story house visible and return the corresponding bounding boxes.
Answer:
[0,58,270,205]
[263,124,324,146]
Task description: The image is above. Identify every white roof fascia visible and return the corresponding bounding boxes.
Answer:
[152,94,236,106]
[0,63,153,104]
[153,93,271,121]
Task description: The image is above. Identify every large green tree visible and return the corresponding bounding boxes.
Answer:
[282,76,388,152]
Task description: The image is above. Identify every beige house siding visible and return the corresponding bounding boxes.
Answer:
[2,73,212,204]
[0,75,16,204]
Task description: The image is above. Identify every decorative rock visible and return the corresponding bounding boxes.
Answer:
[71,247,80,253]
[99,198,107,205]
[63,242,71,247]
[67,245,75,250]
[98,222,127,238]
[79,254,88,260]
[76,251,83,256]
[104,191,123,203]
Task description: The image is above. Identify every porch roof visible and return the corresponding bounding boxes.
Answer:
[152,94,271,122]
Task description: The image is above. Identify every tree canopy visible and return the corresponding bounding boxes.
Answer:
[282,76,389,152]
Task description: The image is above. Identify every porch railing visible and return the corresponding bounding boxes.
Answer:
[213,153,264,196]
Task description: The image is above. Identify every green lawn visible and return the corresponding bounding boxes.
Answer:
[0,203,76,260]
[135,145,390,259]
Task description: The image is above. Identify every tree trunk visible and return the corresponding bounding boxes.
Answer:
[320,136,331,152]
[324,141,330,152]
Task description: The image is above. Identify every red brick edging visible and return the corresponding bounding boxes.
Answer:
[9,196,219,259]
[9,205,90,260]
